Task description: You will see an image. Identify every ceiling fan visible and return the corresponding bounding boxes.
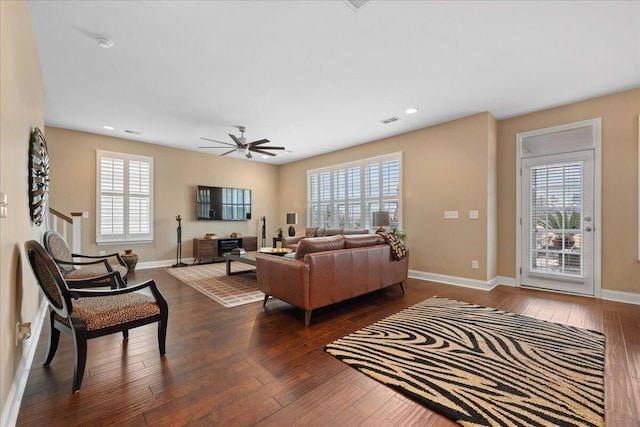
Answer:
[199,126,284,159]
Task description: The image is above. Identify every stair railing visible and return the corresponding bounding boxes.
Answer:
[48,208,83,254]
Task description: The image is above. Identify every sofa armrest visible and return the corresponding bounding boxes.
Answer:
[256,254,310,310]
[281,236,304,250]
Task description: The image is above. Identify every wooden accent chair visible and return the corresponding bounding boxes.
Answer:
[43,230,128,288]
[24,240,169,393]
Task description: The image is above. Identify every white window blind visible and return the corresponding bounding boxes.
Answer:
[97,150,153,243]
[307,152,401,229]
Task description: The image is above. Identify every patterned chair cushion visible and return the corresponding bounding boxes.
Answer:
[57,293,160,331]
[64,264,128,282]
[47,233,74,274]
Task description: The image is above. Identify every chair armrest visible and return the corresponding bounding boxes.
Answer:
[71,252,127,268]
[66,270,126,289]
[68,279,158,298]
[54,257,113,270]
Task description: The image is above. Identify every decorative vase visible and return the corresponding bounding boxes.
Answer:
[122,249,139,273]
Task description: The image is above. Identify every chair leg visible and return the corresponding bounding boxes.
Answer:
[399,282,406,294]
[158,317,167,356]
[43,311,59,366]
[263,295,270,307]
[70,320,88,393]
[122,329,129,339]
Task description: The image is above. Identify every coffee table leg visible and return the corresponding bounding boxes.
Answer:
[226,258,232,276]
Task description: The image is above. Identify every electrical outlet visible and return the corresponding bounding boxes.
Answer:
[469,210,479,219]
[472,260,479,270]
[82,211,89,218]
[444,210,459,219]
[99,251,106,256]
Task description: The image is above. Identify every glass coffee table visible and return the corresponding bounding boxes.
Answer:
[224,251,257,276]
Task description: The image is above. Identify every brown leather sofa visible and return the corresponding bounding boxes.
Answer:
[281,227,370,250]
[257,234,408,326]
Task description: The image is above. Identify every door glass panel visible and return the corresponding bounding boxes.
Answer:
[529,162,583,277]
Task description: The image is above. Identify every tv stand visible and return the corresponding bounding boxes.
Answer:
[193,236,257,264]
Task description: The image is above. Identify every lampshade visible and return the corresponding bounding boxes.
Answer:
[286,213,298,225]
[372,211,390,230]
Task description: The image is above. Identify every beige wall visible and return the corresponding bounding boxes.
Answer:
[497,88,640,293]
[45,127,280,262]
[0,0,45,416]
[279,112,497,281]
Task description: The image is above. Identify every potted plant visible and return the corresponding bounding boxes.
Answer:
[537,211,580,249]
[277,228,283,238]
[391,227,407,242]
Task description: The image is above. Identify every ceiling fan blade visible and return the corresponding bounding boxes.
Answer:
[246,151,253,159]
[254,146,285,150]
[250,147,276,156]
[200,137,236,147]
[199,145,236,149]
[220,148,237,156]
[249,139,270,146]
[228,134,243,147]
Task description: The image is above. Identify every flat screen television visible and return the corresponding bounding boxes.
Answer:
[196,185,252,221]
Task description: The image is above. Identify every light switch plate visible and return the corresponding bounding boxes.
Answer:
[469,210,479,219]
[444,210,459,219]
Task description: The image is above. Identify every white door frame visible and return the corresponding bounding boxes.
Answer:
[515,118,602,298]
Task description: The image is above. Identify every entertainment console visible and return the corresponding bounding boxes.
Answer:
[193,236,257,264]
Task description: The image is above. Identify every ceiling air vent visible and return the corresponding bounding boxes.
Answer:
[342,0,374,13]
[379,116,400,125]
[124,129,143,135]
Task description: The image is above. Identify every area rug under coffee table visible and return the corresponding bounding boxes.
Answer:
[325,296,605,427]
[167,262,263,308]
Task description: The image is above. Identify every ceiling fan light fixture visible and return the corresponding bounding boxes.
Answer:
[96,35,114,49]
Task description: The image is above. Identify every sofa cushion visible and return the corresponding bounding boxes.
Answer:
[343,234,386,248]
[295,235,345,259]
[342,228,370,235]
[315,228,326,237]
[305,227,318,237]
[323,228,343,236]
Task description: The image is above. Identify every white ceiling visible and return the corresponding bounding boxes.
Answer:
[28,0,640,165]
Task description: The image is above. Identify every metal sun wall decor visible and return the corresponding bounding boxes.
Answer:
[29,127,50,226]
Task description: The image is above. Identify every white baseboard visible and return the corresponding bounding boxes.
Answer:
[136,257,195,270]
[601,289,640,305]
[409,271,639,306]
[0,299,47,427]
[408,270,500,291]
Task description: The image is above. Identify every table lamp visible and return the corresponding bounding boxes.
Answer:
[372,211,390,232]
[286,212,298,236]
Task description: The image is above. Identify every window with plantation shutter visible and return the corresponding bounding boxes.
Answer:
[307,152,401,230]
[97,150,153,243]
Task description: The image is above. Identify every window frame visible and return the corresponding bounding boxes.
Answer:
[307,152,402,230]
[96,150,154,244]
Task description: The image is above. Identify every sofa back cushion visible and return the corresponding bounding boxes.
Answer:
[304,227,318,237]
[342,228,370,235]
[343,234,386,248]
[295,235,345,259]
[323,228,343,236]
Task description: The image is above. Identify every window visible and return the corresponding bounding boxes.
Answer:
[307,152,401,229]
[96,150,153,243]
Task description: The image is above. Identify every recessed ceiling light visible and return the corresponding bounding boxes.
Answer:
[96,35,114,49]
[102,125,114,130]
[405,107,419,114]
[261,155,269,159]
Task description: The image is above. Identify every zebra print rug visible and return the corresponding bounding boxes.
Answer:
[324,296,605,427]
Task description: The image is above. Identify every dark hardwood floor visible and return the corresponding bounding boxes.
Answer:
[16,267,640,426]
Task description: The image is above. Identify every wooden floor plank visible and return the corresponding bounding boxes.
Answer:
[15,267,640,426]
